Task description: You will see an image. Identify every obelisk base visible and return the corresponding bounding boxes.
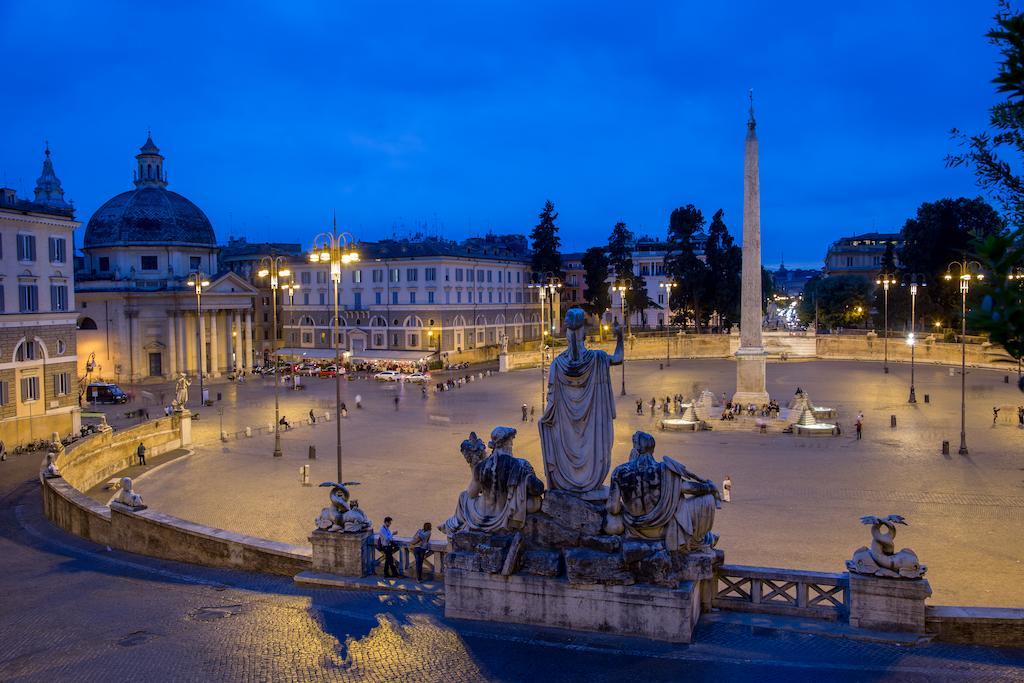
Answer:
[733,348,769,406]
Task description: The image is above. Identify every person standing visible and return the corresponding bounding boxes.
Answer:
[377,516,399,578]
[355,394,363,409]
[650,397,656,415]
[0,440,6,462]
[340,402,348,418]
[309,409,317,424]
[855,417,863,440]
[136,442,147,466]
[993,406,1000,425]
[636,399,643,415]
[409,522,432,582]
[530,405,535,422]
[722,475,732,503]
[394,395,400,411]
[522,403,528,422]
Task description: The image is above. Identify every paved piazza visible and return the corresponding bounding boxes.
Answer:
[122,357,1024,608]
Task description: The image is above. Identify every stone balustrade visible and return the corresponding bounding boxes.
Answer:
[713,564,849,621]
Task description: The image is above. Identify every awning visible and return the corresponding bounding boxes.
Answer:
[349,349,434,362]
[275,347,345,359]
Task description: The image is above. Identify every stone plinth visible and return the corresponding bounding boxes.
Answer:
[733,349,769,406]
[848,573,932,633]
[310,529,370,576]
[445,569,705,643]
[498,352,509,373]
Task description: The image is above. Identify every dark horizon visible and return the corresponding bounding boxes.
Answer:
[0,2,1001,268]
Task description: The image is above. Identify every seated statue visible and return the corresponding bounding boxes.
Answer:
[43,451,61,478]
[115,477,144,508]
[441,426,544,535]
[315,481,369,533]
[606,431,720,552]
[342,500,372,533]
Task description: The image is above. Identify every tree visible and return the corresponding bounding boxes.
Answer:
[761,267,776,309]
[606,222,645,326]
[664,205,711,331]
[871,242,901,330]
[530,200,563,280]
[580,246,611,319]
[798,275,873,330]
[702,209,742,329]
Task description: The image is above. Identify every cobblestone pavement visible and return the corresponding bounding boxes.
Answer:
[1,453,1023,681]
[122,359,1024,607]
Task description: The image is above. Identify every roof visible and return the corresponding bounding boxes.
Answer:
[360,236,531,263]
[84,186,216,248]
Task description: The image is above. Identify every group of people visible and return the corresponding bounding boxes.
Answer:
[435,370,492,393]
[375,516,434,582]
[721,399,781,420]
[635,394,691,416]
[992,405,1024,427]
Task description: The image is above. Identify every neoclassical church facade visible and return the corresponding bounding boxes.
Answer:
[76,136,257,384]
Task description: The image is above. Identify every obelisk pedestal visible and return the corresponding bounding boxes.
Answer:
[733,93,770,406]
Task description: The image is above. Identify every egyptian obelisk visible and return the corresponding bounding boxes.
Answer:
[733,91,770,406]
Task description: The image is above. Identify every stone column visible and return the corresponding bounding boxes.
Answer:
[198,310,207,377]
[208,311,220,377]
[179,313,190,375]
[166,314,177,377]
[244,310,254,370]
[233,311,244,372]
[733,95,770,406]
[127,310,142,382]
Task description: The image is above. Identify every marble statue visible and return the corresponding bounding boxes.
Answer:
[605,431,721,552]
[115,477,144,508]
[539,307,623,493]
[847,515,926,579]
[43,451,61,478]
[315,481,370,532]
[459,431,487,467]
[499,333,509,355]
[174,373,191,409]
[49,432,65,460]
[441,426,544,535]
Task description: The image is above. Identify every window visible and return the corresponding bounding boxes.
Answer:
[302,332,312,343]
[455,268,464,282]
[55,372,70,396]
[0,285,4,312]
[190,256,202,270]
[17,234,36,261]
[262,296,270,306]
[425,267,436,281]
[487,270,493,283]
[0,381,9,406]
[303,292,309,305]
[301,271,311,284]
[389,268,400,283]
[353,270,362,283]
[354,292,362,309]
[316,271,326,284]
[457,291,462,303]
[319,292,326,305]
[846,257,853,267]
[375,292,382,305]
[469,291,474,303]
[20,376,39,402]
[140,255,158,271]
[409,334,418,347]
[477,269,485,282]
[391,291,398,305]
[498,291,502,303]
[15,340,38,361]
[48,237,67,263]
[410,292,417,304]
[488,292,493,303]
[98,256,110,272]
[407,268,418,282]
[873,256,881,266]
[657,294,665,304]
[50,284,68,311]
[498,271,503,283]
[427,291,435,304]
[18,284,39,312]
[372,269,383,283]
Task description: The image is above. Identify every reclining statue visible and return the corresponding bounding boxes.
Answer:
[115,477,145,509]
[605,431,720,552]
[441,426,544,535]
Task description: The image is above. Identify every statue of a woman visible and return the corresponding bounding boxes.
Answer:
[174,373,191,409]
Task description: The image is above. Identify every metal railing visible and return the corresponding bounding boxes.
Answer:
[713,564,848,621]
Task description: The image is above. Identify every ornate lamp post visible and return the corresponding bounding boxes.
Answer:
[309,224,360,482]
[944,259,984,456]
[876,272,897,373]
[902,273,926,403]
[257,256,292,457]
[659,280,677,367]
[613,280,630,395]
[528,272,562,410]
[185,272,210,409]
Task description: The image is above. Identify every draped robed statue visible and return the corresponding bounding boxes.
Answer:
[539,307,624,493]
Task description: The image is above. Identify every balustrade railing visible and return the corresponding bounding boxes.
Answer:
[365,535,448,580]
[713,564,848,620]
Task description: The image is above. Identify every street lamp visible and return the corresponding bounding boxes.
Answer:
[528,272,562,410]
[876,272,897,373]
[901,273,926,403]
[944,259,984,456]
[257,255,293,457]
[613,280,630,395]
[185,272,210,409]
[309,222,360,482]
[659,281,677,367]
[1010,266,1024,380]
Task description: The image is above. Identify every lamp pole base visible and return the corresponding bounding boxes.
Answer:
[908,386,916,403]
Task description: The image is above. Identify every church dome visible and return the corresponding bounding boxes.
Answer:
[83,135,216,249]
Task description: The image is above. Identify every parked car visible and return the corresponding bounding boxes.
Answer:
[405,372,431,383]
[296,363,320,376]
[318,365,344,378]
[87,382,129,404]
[374,370,404,382]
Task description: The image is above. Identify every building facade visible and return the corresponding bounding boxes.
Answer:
[75,136,257,385]
[279,235,541,360]
[824,232,902,279]
[0,146,81,446]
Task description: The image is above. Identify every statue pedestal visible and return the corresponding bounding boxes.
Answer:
[848,573,932,633]
[733,348,769,406]
[176,409,193,446]
[309,530,371,576]
[445,570,707,643]
[498,352,509,373]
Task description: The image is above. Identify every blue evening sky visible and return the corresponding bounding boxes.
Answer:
[0,2,1003,267]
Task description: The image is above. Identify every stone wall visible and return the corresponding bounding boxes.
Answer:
[926,606,1024,647]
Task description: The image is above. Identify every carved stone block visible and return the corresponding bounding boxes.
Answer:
[669,550,716,582]
[581,534,622,554]
[477,544,507,574]
[622,539,663,564]
[633,549,677,587]
[564,548,635,586]
[520,550,562,577]
[445,551,482,573]
[523,513,581,549]
[501,532,525,576]
[451,530,492,552]
[541,490,605,536]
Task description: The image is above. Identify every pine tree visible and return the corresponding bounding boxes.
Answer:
[606,222,642,327]
[530,200,563,280]
[581,246,611,318]
[664,204,710,331]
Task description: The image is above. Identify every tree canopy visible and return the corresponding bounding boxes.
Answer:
[580,246,611,318]
[530,199,563,280]
[798,275,873,330]
[664,205,711,331]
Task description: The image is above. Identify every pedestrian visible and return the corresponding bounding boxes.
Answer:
[722,475,732,502]
[280,415,291,430]
[410,522,432,582]
[530,405,535,422]
[636,399,643,415]
[309,408,317,424]
[394,395,400,410]
[650,397,656,414]
[522,403,528,422]
[377,516,399,577]
[355,394,363,409]
[136,442,146,466]
[855,418,863,440]
[0,439,6,462]
[340,402,348,418]
[993,406,1000,425]
[1018,406,1024,427]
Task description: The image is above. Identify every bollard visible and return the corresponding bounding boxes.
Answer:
[890,414,896,428]
[924,394,930,403]
[884,367,889,374]
[942,440,950,455]
[1006,375,1010,384]
[220,431,228,442]
[245,426,252,438]
[308,445,316,460]
[949,367,954,377]
[217,392,222,401]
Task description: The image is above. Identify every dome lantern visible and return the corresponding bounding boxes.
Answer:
[134,131,168,189]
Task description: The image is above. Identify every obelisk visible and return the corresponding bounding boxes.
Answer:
[733,91,770,406]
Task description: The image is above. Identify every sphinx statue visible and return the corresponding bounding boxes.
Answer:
[847,515,926,579]
[115,477,145,509]
[441,426,544,535]
[605,431,720,552]
[539,307,623,494]
[315,481,370,533]
[43,451,61,478]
